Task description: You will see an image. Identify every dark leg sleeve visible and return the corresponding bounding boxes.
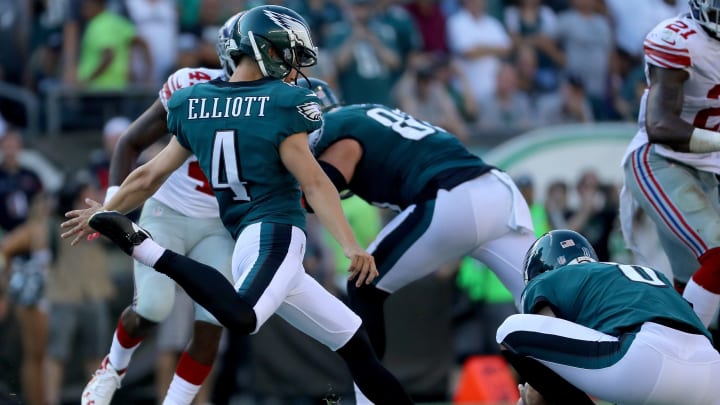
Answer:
[336,328,414,405]
[346,282,390,359]
[500,348,595,405]
[154,250,256,334]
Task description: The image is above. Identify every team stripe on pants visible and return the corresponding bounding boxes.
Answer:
[497,314,632,370]
[237,222,292,306]
[369,199,435,279]
[630,144,707,256]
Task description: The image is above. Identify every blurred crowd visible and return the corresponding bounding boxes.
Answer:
[0,0,690,136]
[0,0,694,404]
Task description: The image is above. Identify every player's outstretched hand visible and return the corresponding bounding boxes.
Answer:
[344,245,378,288]
[60,198,103,246]
[518,383,549,405]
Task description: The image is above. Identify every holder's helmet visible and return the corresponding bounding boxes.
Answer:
[523,229,598,284]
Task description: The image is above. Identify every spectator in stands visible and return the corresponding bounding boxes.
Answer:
[375,0,424,78]
[566,170,618,261]
[124,0,178,87]
[514,43,542,102]
[1,192,51,405]
[45,172,115,405]
[476,62,536,136]
[504,0,565,92]
[326,0,401,106]
[605,0,677,66]
[404,0,449,55]
[76,0,152,89]
[0,0,30,87]
[89,116,130,191]
[394,60,470,142]
[174,33,201,71]
[286,0,343,47]
[544,179,570,230]
[434,56,479,127]
[447,0,512,105]
[536,74,594,125]
[0,129,43,233]
[556,0,613,120]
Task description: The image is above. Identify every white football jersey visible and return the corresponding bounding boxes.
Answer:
[152,67,225,218]
[623,15,720,173]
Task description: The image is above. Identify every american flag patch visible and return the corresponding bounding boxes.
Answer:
[560,239,575,248]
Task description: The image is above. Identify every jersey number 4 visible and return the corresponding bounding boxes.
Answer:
[190,130,252,201]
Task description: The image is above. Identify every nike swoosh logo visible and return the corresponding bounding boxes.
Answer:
[662,38,676,46]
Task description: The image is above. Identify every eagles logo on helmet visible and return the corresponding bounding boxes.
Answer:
[222,5,318,79]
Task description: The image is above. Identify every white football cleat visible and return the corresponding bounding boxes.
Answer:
[81,355,125,405]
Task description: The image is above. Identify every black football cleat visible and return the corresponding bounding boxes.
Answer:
[89,211,152,255]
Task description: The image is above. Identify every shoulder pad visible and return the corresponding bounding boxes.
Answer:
[159,67,224,111]
[643,17,698,69]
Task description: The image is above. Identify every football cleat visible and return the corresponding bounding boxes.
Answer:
[81,355,126,405]
[89,211,152,255]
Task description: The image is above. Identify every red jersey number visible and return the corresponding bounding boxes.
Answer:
[188,161,214,196]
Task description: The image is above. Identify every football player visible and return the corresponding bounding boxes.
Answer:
[62,5,414,404]
[299,78,536,403]
[77,11,243,405]
[497,230,720,405]
[619,0,720,327]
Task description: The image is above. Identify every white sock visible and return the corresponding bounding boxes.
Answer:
[131,239,166,267]
[683,279,720,327]
[108,332,140,371]
[162,374,201,405]
[354,382,374,405]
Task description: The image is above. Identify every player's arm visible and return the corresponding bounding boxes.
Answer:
[535,305,557,317]
[645,65,696,151]
[316,138,362,188]
[107,99,169,197]
[104,137,190,213]
[61,138,191,245]
[280,132,377,287]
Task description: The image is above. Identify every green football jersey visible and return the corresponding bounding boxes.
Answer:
[167,78,323,238]
[310,104,492,210]
[522,262,711,340]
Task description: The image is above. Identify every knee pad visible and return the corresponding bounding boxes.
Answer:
[134,290,175,323]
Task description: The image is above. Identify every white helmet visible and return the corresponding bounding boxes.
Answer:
[690,0,720,38]
[217,11,247,78]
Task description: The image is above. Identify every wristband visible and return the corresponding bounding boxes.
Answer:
[688,128,720,153]
[104,185,120,205]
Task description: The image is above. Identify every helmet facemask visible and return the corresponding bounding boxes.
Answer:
[690,0,720,38]
[248,8,318,79]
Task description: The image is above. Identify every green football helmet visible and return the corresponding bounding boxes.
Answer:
[523,229,598,284]
[224,5,318,79]
[297,77,340,111]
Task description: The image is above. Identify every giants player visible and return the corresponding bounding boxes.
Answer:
[620,0,720,328]
[80,12,244,405]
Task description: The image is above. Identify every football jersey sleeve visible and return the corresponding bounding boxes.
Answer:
[643,18,693,69]
[279,88,324,139]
